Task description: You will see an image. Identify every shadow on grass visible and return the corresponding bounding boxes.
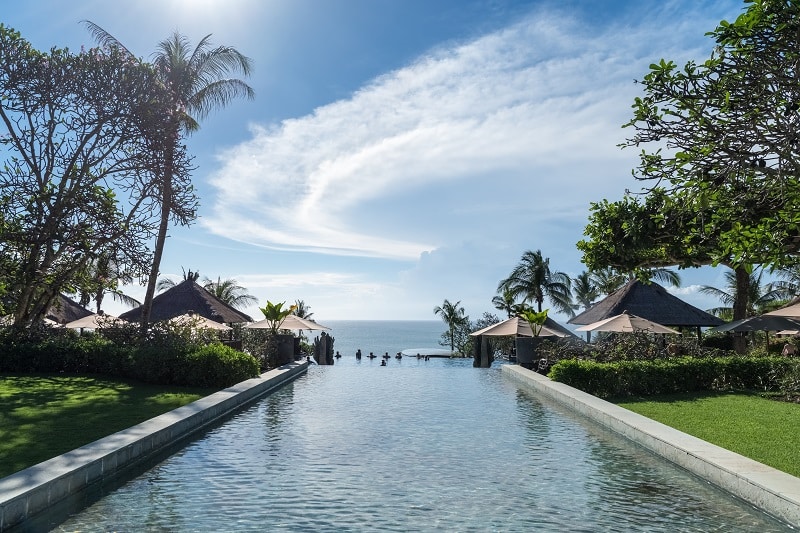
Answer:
[609,389,760,405]
[0,373,214,478]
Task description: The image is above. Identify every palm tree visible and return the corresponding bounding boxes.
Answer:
[498,250,573,316]
[699,267,781,320]
[433,299,467,354]
[571,271,599,312]
[203,276,258,310]
[766,263,800,304]
[84,22,254,330]
[589,267,626,296]
[292,300,314,320]
[491,289,517,318]
[74,252,141,313]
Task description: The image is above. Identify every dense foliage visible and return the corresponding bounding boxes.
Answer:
[579,1,800,324]
[0,24,197,328]
[549,356,799,399]
[0,326,259,389]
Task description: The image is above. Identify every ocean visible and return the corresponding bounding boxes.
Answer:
[312,320,447,358]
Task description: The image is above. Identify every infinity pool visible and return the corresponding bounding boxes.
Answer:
[43,358,791,531]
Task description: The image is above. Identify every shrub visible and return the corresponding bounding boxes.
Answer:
[184,344,260,388]
[0,325,258,390]
[549,356,800,399]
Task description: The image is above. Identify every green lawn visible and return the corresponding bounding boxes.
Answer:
[616,391,800,478]
[0,374,215,478]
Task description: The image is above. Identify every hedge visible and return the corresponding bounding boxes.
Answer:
[0,334,260,390]
[548,356,799,399]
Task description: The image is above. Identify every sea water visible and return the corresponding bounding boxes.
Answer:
[313,320,447,357]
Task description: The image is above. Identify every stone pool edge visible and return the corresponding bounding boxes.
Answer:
[0,361,308,531]
[502,364,800,527]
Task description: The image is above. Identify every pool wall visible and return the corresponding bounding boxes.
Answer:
[0,361,307,531]
[503,364,800,527]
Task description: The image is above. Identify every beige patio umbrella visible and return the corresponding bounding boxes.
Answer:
[766,302,800,318]
[245,315,330,331]
[575,312,680,334]
[169,313,232,331]
[470,316,567,338]
[64,313,125,329]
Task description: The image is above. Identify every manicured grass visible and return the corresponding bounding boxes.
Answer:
[616,391,800,478]
[0,374,215,478]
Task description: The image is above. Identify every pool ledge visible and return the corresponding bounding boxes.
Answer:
[503,364,800,527]
[0,361,307,531]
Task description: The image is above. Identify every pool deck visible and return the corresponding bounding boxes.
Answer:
[503,364,800,527]
[0,361,308,532]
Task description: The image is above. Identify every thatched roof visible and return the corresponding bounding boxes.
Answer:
[47,294,93,324]
[568,279,724,328]
[119,280,253,323]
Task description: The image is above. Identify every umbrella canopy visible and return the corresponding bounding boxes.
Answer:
[765,302,800,318]
[64,313,125,329]
[707,315,800,333]
[245,315,330,331]
[575,312,680,334]
[470,316,567,338]
[169,313,232,331]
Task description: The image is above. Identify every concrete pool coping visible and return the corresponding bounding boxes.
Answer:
[0,361,307,531]
[503,364,800,527]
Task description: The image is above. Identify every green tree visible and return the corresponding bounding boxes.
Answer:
[613,1,800,321]
[433,299,468,355]
[578,190,750,323]
[0,25,174,327]
[85,22,254,330]
[498,250,573,316]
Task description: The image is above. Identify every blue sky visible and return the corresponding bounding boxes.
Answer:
[5,0,748,323]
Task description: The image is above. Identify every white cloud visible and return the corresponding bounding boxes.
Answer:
[204,7,711,260]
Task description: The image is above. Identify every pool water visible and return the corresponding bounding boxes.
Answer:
[47,358,791,531]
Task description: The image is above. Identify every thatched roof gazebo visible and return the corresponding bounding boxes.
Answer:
[119,279,252,324]
[568,280,724,337]
[47,294,94,325]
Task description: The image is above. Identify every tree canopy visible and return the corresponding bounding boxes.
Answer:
[579,0,800,322]
[0,25,187,326]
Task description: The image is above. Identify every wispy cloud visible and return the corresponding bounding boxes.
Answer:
[203,3,735,265]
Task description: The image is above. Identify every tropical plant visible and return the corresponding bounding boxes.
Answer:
[433,299,468,355]
[258,301,297,335]
[203,276,257,310]
[85,22,254,331]
[498,250,573,316]
[521,309,549,337]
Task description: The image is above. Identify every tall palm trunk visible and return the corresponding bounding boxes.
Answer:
[733,266,750,354]
[140,125,176,331]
